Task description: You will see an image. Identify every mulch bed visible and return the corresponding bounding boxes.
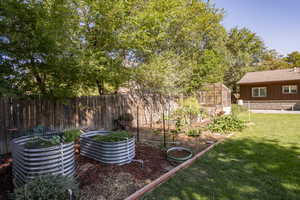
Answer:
[76,144,170,187]
[0,137,221,200]
[0,144,171,200]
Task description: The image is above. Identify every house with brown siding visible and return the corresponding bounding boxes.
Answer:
[237,67,300,110]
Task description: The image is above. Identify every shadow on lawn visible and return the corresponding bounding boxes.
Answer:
[143,138,300,200]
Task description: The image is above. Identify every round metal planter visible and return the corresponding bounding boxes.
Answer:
[80,131,135,165]
[11,136,76,187]
[166,146,193,163]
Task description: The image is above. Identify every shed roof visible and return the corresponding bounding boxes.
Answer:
[237,68,300,84]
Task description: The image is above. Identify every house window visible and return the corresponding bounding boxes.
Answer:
[252,87,267,97]
[282,85,297,94]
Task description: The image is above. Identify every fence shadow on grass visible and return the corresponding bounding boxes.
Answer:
[143,138,300,200]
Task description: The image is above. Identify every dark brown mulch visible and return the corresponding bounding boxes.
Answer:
[76,144,170,188]
[0,154,13,200]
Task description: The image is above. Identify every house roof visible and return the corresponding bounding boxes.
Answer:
[237,68,300,84]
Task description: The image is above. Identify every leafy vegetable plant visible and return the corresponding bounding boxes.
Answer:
[13,175,79,200]
[186,128,202,137]
[92,131,133,142]
[208,115,246,134]
[63,129,81,143]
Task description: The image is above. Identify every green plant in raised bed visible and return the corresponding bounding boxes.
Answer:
[92,131,133,142]
[186,128,202,137]
[13,174,79,200]
[63,129,81,143]
[208,115,246,134]
[25,136,62,149]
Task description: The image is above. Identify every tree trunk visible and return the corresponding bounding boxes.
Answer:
[96,79,105,95]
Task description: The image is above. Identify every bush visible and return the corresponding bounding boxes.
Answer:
[13,175,79,200]
[186,128,202,137]
[92,131,133,142]
[171,96,203,127]
[208,115,246,134]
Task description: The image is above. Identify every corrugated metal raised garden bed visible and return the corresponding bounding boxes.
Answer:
[11,130,79,187]
[80,131,135,165]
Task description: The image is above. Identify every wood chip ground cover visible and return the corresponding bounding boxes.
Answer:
[0,127,224,200]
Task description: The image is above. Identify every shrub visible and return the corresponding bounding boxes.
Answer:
[92,131,133,142]
[13,175,79,200]
[186,128,202,137]
[171,96,203,127]
[208,115,246,134]
[63,129,81,143]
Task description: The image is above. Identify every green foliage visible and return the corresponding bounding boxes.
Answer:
[63,129,81,143]
[92,131,133,142]
[1,0,81,98]
[257,49,291,71]
[186,128,202,137]
[129,0,228,94]
[285,51,300,67]
[2,0,295,99]
[208,115,246,134]
[25,136,62,149]
[171,97,202,126]
[174,118,184,133]
[224,27,266,93]
[13,175,79,200]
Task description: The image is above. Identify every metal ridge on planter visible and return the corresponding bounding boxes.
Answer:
[11,135,76,187]
[80,130,135,165]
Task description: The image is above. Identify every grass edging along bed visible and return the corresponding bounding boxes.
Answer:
[125,139,226,200]
[80,130,135,165]
[11,135,76,187]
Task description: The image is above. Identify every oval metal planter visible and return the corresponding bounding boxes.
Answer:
[166,146,193,163]
[80,131,135,165]
[11,136,76,187]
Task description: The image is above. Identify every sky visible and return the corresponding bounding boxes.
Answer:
[213,0,300,56]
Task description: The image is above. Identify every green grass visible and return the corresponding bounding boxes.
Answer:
[143,113,300,200]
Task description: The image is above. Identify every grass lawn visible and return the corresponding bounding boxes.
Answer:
[143,113,300,200]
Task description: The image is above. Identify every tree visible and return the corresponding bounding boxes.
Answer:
[75,0,137,95]
[257,49,290,70]
[0,0,81,98]
[224,27,266,93]
[285,51,300,67]
[124,0,228,95]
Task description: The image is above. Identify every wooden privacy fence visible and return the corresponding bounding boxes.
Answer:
[0,95,133,154]
[0,85,230,154]
[0,94,171,154]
